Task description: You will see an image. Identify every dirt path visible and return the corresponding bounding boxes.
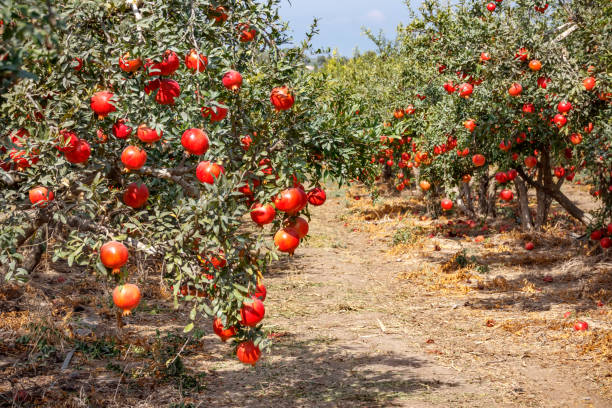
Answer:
[192,187,611,408]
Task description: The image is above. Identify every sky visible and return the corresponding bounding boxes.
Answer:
[278,0,420,56]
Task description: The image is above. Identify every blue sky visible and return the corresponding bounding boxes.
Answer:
[278,0,419,56]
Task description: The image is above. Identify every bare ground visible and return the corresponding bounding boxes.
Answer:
[1,184,611,407]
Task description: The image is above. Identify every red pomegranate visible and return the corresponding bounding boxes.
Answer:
[472,154,486,167]
[601,237,612,249]
[121,146,147,170]
[270,86,295,111]
[240,298,265,327]
[253,283,267,301]
[29,186,54,206]
[201,103,228,122]
[463,119,476,132]
[583,77,596,91]
[222,70,243,91]
[144,78,180,105]
[100,241,129,273]
[274,188,306,213]
[458,83,473,98]
[64,139,91,164]
[250,203,276,226]
[119,53,142,73]
[274,227,300,254]
[500,190,514,202]
[238,23,257,42]
[148,50,180,76]
[486,2,496,11]
[123,182,149,209]
[56,130,79,153]
[212,317,237,341]
[307,187,326,206]
[236,341,261,366]
[181,128,209,155]
[196,161,225,184]
[508,83,522,96]
[557,101,572,113]
[507,169,518,180]
[285,216,309,239]
[522,103,534,114]
[524,156,538,168]
[137,125,162,144]
[441,198,453,211]
[112,283,141,315]
[553,114,567,128]
[90,91,116,119]
[112,119,132,139]
[185,49,208,72]
[495,172,509,184]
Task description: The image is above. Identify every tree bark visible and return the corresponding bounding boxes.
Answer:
[514,177,534,230]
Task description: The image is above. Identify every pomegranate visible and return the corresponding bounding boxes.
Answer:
[238,23,257,42]
[601,237,612,249]
[557,101,572,113]
[522,103,534,114]
[137,125,162,144]
[181,128,209,155]
[112,119,132,139]
[307,187,326,206]
[515,47,529,61]
[185,49,208,72]
[119,53,142,73]
[210,6,228,23]
[419,180,431,191]
[569,133,582,145]
[583,77,596,91]
[250,203,276,225]
[29,186,54,206]
[253,283,267,301]
[100,241,129,273]
[56,130,79,152]
[525,242,535,251]
[458,83,473,98]
[121,146,147,170]
[213,318,236,341]
[196,161,225,184]
[274,188,306,213]
[463,119,476,132]
[405,104,415,115]
[441,198,453,211]
[554,167,565,178]
[524,156,538,168]
[270,86,295,111]
[72,57,83,71]
[528,59,542,71]
[507,169,518,180]
[500,189,514,201]
[508,83,522,96]
[241,135,253,150]
[236,341,261,366]
[574,321,588,331]
[553,114,567,128]
[480,52,490,62]
[240,298,265,327]
[112,283,141,315]
[222,70,243,91]
[537,76,550,88]
[123,182,149,209]
[495,172,508,184]
[285,216,309,239]
[472,154,486,167]
[201,103,228,122]
[443,81,456,94]
[144,78,180,105]
[148,50,180,76]
[486,2,496,11]
[90,91,116,119]
[64,139,91,164]
[274,227,300,254]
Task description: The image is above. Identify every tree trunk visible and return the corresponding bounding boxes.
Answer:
[458,182,475,217]
[535,149,554,228]
[514,177,534,230]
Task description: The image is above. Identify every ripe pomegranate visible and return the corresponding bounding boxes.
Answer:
[210,6,228,23]
[463,119,476,132]
[253,283,267,301]
[112,119,132,139]
[137,125,162,144]
[119,53,142,73]
[557,101,572,113]
[525,242,535,251]
[480,52,491,62]
[250,203,276,226]
[608,223,612,235]
[458,83,473,98]
[393,109,404,119]
[29,186,54,206]
[201,103,228,122]
[307,187,326,206]
[236,341,261,366]
[144,78,180,105]
[100,241,128,273]
[508,83,522,96]
[441,198,453,211]
[500,189,514,202]
[522,103,535,114]
[90,91,116,119]
[270,86,295,111]
[72,57,83,71]
[405,104,415,115]
[238,23,257,42]
[515,47,528,61]
[495,172,508,184]
[462,174,472,183]
[112,283,141,316]
[121,146,147,170]
[537,76,550,88]
[553,114,567,128]
[185,49,208,72]
[196,161,225,184]
[274,227,300,254]
[601,237,612,249]
[472,154,486,167]
[222,70,243,91]
[419,180,431,191]
[240,298,265,327]
[64,139,91,164]
[569,133,582,145]
[528,59,542,71]
[499,140,512,151]
[583,77,596,91]
[574,321,588,331]
[148,50,180,76]
[507,169,518,181]
[524,156,538,168]
[554,167,565,178]
[443,81,456,94]
[181,128,209,155]
[274,188,306,213]
[285,216,309,239]
[486,2,496,11]
[213,318,236,341]
[56,130,79,152]
[123,182,149,209]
